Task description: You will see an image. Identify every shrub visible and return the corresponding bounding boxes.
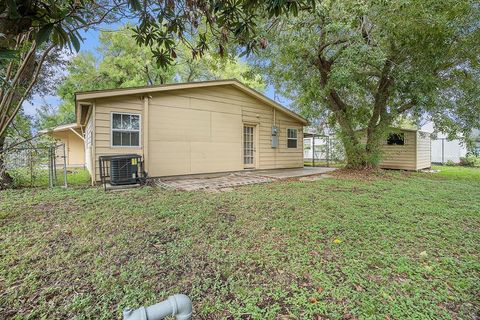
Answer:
[446,160,456,166]
[459,155,480,167]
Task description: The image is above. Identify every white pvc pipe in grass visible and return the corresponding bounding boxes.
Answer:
[123,294,192,320]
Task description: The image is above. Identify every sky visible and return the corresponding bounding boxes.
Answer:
[22,24,285,118]
[23,25,112,117]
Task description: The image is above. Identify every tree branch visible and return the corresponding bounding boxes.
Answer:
[0,42,37,111]
[318,38,349,54]
[0,44,55,138]
[396,99,417,114]
[366,58,394,149]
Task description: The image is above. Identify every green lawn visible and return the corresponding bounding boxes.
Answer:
[0,167,479,319]
[431,165,480,181]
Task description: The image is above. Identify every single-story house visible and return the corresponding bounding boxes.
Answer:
[40,123,86,167]
[362,128,431,170]
[75,79,308,184]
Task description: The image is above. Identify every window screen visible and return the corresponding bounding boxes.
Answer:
[112,113,140,147]
[387,133,405,145]
[287,128,298,148]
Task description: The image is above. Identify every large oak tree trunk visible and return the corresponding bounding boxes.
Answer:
[335,113,389,170]
[315,54,393,170]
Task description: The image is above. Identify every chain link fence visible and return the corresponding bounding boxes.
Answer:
[1,140,68,188]
[303,134,345,166]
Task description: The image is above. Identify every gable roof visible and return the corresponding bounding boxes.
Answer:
[75,79,308,125]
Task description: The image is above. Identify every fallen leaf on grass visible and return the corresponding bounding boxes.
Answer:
[354,284,364,292]
[309,297,318,303]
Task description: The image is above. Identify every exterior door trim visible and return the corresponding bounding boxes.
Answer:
[243,123,258,169]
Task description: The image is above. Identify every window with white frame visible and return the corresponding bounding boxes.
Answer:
[287,128,298,148]
[111,113,140,147]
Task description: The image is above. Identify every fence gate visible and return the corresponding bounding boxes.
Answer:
[47,143,68,188]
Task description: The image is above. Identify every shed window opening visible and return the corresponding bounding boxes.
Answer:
[387,133,405,145]
[287,128,298,148]
[112,113,140,147]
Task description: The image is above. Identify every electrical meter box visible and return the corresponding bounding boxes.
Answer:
[271,126,279,148]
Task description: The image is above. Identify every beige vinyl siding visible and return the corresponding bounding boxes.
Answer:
[147,86,304,177]
[50,129,85,167]
[65,130,85,166]
[416,131,431,170]
[360,129,419,170]
[87,84,304,181]
[85,115,93,174]
[378,130,417,170]
[147,90,243,176]
[93,96,144,181]
[360,129,432,170]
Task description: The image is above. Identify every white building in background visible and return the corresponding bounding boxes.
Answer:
[303,135,329,160]
[421,122,467,164]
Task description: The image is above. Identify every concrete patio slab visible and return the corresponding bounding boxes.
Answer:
[155,173,273,191]
[154,167,336,191]
[255,167,337,179]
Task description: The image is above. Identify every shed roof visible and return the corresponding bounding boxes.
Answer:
[75,79,308,125]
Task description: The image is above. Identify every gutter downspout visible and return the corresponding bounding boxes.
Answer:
[143,95,150,174]
[123,294,192,320]
[91,102,96,186]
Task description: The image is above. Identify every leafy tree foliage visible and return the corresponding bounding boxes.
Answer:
[0,0,138,137]
[34,102,76,130]
[130,0,315,67]
[255,0,480,168]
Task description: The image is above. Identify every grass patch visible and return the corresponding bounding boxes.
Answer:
[7,167,90,188]
[0,167,479,319]
[430,165,480,181]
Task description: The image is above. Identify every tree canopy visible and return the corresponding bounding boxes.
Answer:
[255,0,480,167]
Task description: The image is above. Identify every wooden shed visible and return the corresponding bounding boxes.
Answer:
[362,128,431,170]
[75,79,308,183]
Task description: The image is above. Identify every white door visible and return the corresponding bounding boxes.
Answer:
[243,125,255,168]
